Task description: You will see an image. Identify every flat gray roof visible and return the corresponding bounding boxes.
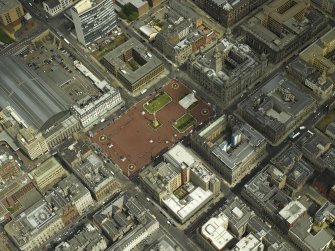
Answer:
[0,0,21,14]
[103,37,163,85]
[0,56,70,129]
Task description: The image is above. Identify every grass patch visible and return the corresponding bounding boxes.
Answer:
[174,187,188,200]
[6,202,22,214]
[0,28,13,44]
[316,110,335,132]
[126,58,141,71]
[94,34,127,61]
[144,92,172,114]
[173,113,196,133]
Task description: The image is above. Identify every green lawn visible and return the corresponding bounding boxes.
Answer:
[173,113,196,133]
[126,58,141,71]
[0,28,13,44]
[144,92,172,114]
[6,202,22,214]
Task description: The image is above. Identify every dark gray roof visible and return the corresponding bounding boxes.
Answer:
[44,0,60,9]
[103,38,163,86]
[0,56,69,129]
[288,58,315,78]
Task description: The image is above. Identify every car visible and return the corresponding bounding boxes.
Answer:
[167,220,171,225]
[146,197,151,201]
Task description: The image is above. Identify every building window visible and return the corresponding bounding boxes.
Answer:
[4,13,11,24]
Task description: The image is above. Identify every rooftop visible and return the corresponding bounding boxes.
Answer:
[297,131,331,158]
[239,72,315,139]
[192,38,259,88]
[261,0,310,23]
[93,192,158,245]
[233,233,263,251]
[243,16,297,50]
[74,153,117,193]
[72,0,106,14]
[29,157,65,181]
[271,145,303,173]
[44,0,61,9]
[45,174,91,208]
[300,28,335,76]
[164,143,196,168]
[288,57,315,78]
[55,223,106,251]
[43,113,79,138]
[320,147,335,175]
[279,201,307,225]
[4,199,58,247]
[140,162,180,194]
[162,186,213,221]
[326,122,335,138]
[147,238,178,251]
[221,196,253,231]
[315,201,335,224]
[242,0,317,51]
[201,212,234,250]
[290,215,333,251]
[0,56,70,129]
[212,123,265,170]
[243,170,290,213]
[0,0,21,14]
[247,214,296,250]
[103,37,163,86]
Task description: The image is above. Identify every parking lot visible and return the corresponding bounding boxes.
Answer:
[20,32,100,103]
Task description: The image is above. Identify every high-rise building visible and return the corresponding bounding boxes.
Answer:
[71,0,117,46]
[16,127,49,160]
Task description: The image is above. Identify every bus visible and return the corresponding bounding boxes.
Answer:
[64,38,70,44]
[292,132,301,139]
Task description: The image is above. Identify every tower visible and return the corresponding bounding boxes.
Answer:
[181,165,190,184]
[225,27,233,42]
[260,52,268,73]
[213,42,222,72]
[187,53,196,72]
[71,0,117,46]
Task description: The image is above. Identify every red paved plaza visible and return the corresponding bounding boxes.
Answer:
[92,80,214,176]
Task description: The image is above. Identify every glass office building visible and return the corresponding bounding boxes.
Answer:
[71,0,117,46]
